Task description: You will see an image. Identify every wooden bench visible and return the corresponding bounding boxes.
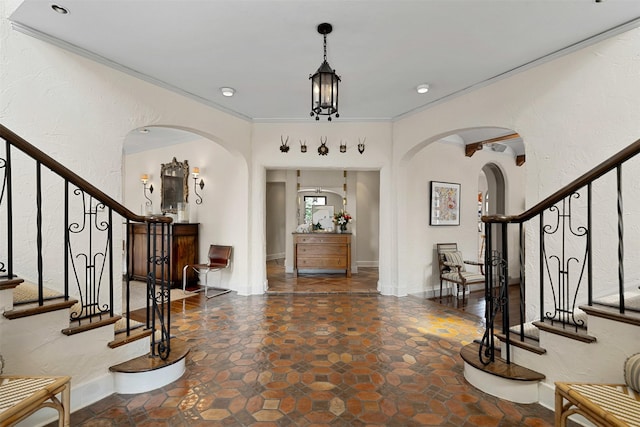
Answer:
[555,381,640,427]
[0,375,71,426]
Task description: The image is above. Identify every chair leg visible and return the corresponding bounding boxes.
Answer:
[204,269,211,298]
[182,265,189,293]
[440,279,443,299]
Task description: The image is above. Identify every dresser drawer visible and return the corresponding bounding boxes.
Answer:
[296,244,346,256]
[295,234,350,244]
[297,257,347,268]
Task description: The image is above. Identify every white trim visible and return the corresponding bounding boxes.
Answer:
[266,252,285,261]
[463,362,540,404]
[357,261,379,267]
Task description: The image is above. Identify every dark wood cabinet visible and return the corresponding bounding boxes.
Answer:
[128,223,199,287]
[293,233,351,277]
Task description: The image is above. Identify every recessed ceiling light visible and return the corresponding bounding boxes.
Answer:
[416,84,430,94]
[220,87,235,97]
[51,4,69,14]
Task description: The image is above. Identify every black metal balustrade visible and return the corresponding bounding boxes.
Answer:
[0,124,173,360]
[480,137,640,365]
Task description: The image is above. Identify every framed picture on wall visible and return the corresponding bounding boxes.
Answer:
[430,181,461,226]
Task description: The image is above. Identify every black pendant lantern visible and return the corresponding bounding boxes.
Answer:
[310,23,340,121]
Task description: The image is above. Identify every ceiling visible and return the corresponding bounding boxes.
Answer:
[8,1,640,156]
[10,0,640,122]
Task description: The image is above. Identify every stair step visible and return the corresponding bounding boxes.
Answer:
[495,332,546,355]
[108,317,150,348]
[0,277,24,290]
[109,338,189,374]
[62,314,122,336]
[580,304,640,327]
[109,328,152,348]
[532,320,596,343]
[12,281,66,305]
[460,342,545,381]
[3,298,78,319]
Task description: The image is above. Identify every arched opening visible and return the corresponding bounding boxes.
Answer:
[122,125,248,295]
[480,163,507,259]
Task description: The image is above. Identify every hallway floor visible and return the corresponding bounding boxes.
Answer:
[66,290,557,426]
[265,259,379,294]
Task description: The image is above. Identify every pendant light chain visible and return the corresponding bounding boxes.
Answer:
[323,33,328,62]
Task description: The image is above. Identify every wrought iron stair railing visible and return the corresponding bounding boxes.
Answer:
[479,137,640,366]
[0,124,173,360]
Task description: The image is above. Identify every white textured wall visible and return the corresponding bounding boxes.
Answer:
[356,171,381,266]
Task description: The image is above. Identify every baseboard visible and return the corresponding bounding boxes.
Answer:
[357,261,379,268]
[266,253,285,261]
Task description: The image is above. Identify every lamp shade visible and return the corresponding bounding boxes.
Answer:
[311,61,340,120]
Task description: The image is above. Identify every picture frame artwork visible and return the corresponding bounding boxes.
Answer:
[430,181,461,226]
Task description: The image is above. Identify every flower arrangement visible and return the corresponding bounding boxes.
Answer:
[333,210,353,231]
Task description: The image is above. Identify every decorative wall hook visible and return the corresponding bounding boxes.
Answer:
[358,137,366,154]
[300,139,307,153]
[280,135,290,153]
[318,136,329,156]
[339,140,347,153]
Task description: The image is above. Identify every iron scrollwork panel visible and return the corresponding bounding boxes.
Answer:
[67,187,112,322]
[479,249,508,366]
[541,191,588,329]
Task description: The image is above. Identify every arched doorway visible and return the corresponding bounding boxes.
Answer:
[480,163,506,260]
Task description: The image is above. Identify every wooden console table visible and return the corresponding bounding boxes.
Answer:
[0,375,71,426]
[128,223,199,288]
[293,233,351,277]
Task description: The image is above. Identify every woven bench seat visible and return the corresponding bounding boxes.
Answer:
[555,382,640,427]
[0,375,71,426]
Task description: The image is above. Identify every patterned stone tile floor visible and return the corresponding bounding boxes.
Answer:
[64,292,559,426]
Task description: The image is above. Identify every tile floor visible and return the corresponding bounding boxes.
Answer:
[66,288,558,426]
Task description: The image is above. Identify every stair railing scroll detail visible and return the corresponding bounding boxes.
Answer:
[0,145,10,279]
[479,249,508,366]
[145,222,171,359]
[540,191,589,331]
[67,187,113,322]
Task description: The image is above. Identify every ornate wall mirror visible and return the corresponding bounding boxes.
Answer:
[160,157,189,214]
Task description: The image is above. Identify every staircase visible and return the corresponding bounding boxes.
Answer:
[0,125,187,424]
[464,136,640,411]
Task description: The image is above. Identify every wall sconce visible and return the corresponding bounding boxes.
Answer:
[192,167,205,205]
[141,174,153,208]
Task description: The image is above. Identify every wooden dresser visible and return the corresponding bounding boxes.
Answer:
[128,223,199,287]
[293,233,351,277]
